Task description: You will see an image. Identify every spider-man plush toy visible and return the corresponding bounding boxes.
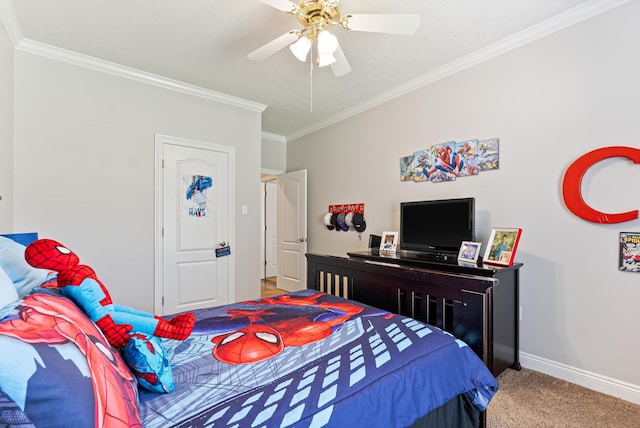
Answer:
[25,238,195,348]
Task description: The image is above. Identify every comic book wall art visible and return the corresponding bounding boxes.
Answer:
[477,138,500,171]
[457,139,480,177]
[400,154,415,181]
[400,137,500,183]
[412,150,432,182]
[619,232,640,273]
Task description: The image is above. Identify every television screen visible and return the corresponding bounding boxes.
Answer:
[400,198,475,253]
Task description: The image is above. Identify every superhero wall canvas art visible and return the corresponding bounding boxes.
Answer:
[402,137,499,183]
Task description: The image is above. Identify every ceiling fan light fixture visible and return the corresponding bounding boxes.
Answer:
[290,36,312,62]
[317,30,338,55]
[317,53,336,67]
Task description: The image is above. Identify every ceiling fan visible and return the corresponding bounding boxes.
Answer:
[248,0,420,77]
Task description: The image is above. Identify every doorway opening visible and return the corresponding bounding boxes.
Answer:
[259,169,307,297]
[261,173,284,297]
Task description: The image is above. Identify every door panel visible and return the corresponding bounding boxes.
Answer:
[277,170,307,291]
[176,260,218,303]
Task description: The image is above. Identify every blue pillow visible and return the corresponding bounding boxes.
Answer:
[1,233,38,247]
[0,236,51,297]
[0,266,19,309]
[124,333,175,393]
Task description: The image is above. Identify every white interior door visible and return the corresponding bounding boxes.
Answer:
[155,134,235,315]
[277,170,307,291]
[265,180,278,278]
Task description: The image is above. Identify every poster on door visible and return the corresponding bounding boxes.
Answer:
[183,174,213,218]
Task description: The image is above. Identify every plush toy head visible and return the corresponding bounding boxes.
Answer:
[123,333,175,394]
[24,238,80,272]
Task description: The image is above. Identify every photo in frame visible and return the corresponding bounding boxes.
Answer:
[458,241,482,263]
[380,231,399,253]
[483,228,522,266]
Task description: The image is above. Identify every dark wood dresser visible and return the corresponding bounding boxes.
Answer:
[306,251,522,377]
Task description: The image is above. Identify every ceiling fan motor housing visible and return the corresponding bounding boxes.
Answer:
[296,0,340,30]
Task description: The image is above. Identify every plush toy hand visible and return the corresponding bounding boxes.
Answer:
[96,315,132,348]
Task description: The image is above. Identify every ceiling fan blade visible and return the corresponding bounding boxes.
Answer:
[341,14,420,35]
[255,0,297,13]
[330,42,351,77]
[247,31,299,61]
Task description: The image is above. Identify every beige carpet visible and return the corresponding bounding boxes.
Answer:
[487,368,640,427]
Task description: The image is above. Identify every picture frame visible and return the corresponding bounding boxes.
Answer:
[380,231,399,253]
[619,232,640,273]
[483,227,522,266]
[458,241,482,263]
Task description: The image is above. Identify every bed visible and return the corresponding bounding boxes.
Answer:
[0,234,498,428]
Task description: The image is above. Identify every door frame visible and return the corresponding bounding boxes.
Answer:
[263,179,278,278]
[261,168,283,280]
[260,181,266,279]
[154,134,236,314]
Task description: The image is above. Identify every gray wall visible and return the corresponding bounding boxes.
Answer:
[12,51,263,309]
[0,22,12,231]
[288,2,640,395]
[261,134,286,172]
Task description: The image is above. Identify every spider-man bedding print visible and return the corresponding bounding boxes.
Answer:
[0,291,142,427]
[137,290,498,428]
[202,292,379,364]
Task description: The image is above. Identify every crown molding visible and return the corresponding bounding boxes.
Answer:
[0,0,264,112]
[0,0,23,46]
[261,132,287,144]
[14,38,267,113]
[286,0,631,141]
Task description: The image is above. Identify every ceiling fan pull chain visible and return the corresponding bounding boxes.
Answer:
[309,50,314,113]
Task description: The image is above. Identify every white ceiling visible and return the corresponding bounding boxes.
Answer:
[1,0,623,140]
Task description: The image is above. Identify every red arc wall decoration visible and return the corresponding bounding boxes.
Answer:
[562,146,640,224]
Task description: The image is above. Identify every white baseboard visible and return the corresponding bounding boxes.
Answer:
[519,352,640,405]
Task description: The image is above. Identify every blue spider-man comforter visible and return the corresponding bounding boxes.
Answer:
[138,290,497,428]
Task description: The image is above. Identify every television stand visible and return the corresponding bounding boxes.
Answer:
[306,251,522,377]
[348,249,492,275]
[412,250,457,263]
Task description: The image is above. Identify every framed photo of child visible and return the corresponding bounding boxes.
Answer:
[458,241,482,263]
[483,228,522,266]
[380,231,399,253]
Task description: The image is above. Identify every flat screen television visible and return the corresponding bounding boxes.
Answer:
[400,197,475,254]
